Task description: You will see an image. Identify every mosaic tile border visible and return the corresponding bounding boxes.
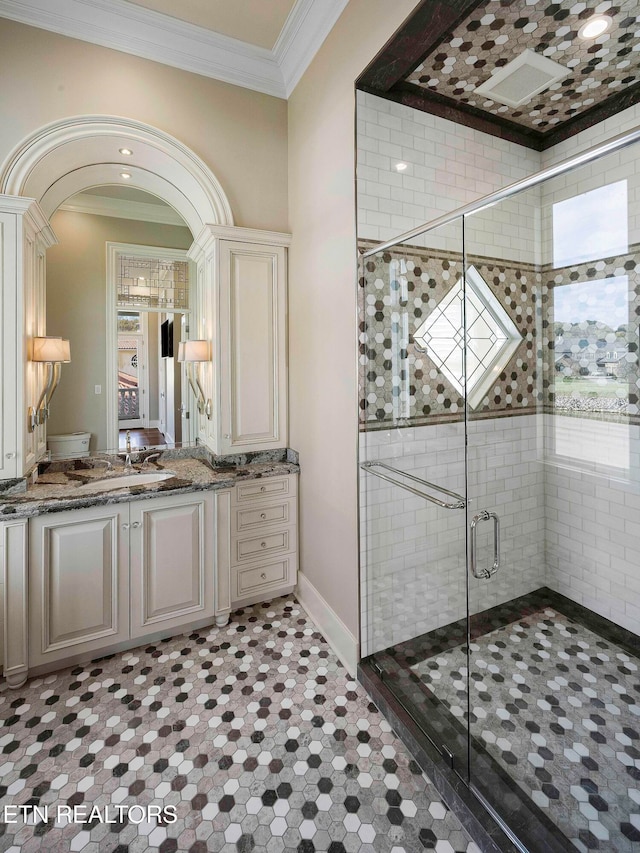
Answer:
[359,240,640,430]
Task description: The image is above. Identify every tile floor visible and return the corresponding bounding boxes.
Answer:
[0,597,480,853]
[413,607,640,853]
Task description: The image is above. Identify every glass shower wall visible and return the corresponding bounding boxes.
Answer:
[359,133,640,852]
[460,147,640,848]
[358,219,471,775]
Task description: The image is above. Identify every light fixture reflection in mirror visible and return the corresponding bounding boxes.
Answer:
[178,340,212,419]
[28,336,71,432]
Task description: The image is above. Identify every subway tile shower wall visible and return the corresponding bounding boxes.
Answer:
[360,416,546,657]
[357,91,640,656]
[356,91,541,261]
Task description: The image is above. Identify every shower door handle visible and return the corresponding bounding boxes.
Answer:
[470,510,500,580]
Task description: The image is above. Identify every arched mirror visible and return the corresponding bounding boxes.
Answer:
[45,183,196,455]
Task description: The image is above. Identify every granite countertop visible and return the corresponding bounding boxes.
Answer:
[0,449,299,519]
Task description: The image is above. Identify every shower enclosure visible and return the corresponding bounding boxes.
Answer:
[358,128,640,853]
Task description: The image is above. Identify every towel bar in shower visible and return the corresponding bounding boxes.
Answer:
[360,461,466,510]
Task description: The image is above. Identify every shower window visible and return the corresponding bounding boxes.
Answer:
[552,180,628,267]
[549,274,632,473]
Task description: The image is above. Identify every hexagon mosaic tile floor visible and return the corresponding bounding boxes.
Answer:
[0,597,481,853]
[413,607,640,853]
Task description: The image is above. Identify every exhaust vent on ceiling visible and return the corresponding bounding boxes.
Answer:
[474,49,568,108]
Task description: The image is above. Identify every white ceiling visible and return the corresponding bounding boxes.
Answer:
[124,0,297,50]
[0,0,349,98]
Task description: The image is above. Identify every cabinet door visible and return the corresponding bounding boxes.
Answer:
[129,492,214,638]
[0,213,19,480]
[219,241,287,453]
[29,505,129,666]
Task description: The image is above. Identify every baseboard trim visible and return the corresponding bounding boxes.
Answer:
[295,572,359,676]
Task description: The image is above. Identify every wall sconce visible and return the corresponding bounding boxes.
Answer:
[28,336,71,432]
[178,340,212,418]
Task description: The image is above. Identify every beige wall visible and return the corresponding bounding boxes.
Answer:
[46,209,192,451]
[0,19,288,232]
[288,0,417,641]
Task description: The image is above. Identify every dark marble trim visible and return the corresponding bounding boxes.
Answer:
[540,80,640,150]
[381,586,640,669]
[358,17,640,154]
[360,406,540,432]
[359,660,568,853]
[370,82,544,151]
[356,0,488,95]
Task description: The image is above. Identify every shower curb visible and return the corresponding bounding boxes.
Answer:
[358,660,571,853]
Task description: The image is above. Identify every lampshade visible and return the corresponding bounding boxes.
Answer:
[178,339,210,362]
[32,337,71,363]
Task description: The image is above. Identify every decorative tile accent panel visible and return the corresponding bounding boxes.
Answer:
[406,0,640,133]
[358,242,540,427]
[0,596,480,853]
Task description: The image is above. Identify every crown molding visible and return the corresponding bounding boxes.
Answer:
[0,0,285,97]
[274,0,349,97]
[0,0,347,99]
[59,193,187,226]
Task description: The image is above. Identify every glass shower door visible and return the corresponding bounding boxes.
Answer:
[358,218,472,779]
[463,148,640,851]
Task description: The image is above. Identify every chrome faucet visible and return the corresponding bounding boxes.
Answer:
[142,453,161,468]
[91,458,113,472]
[124,431,139,471]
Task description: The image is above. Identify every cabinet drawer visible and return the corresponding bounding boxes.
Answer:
[233,476,295,504]
[233,528,295,565]
[234,556,293,600]
[233,499,294,534]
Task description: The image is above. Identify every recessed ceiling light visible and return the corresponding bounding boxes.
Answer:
[578,15,612,40]
[119,147,133,156]
[120,172,131,179]
[395,162,408,172]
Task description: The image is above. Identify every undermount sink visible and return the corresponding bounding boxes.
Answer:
[75,471,174,493]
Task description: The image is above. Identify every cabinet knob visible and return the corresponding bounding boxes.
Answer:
[261,573,267,580]
[260,486,266,493]
[122,523,130,530]
[5,452,16,459]
[260,513,267,520]
[261,542,267,548]
[131,521,141,529]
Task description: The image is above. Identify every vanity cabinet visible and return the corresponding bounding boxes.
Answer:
[229,474,298,607]
[29,504,130,668]
[27,492,215,671]
[218,240,287,454]
[2,473,298,687]
[129,493,214,639]
[188,226,290,457]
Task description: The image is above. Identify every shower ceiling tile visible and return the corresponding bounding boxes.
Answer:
[358,0,640,151]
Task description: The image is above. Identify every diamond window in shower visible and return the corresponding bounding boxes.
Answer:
[413,266,522,409]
